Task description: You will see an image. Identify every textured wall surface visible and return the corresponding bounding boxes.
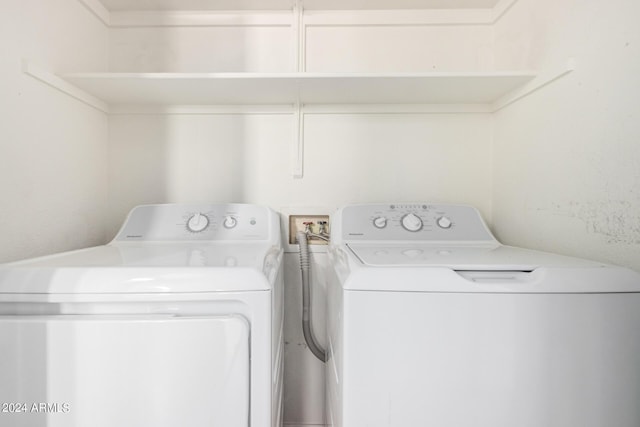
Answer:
[0,0,108,262]
[493,0,640,271]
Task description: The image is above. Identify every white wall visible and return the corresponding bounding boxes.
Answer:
[109,26,292,72]
[492,0,640,271]
[0,0,108,262]
[306,23,493,71]
[107,113,294,236]
[108,112,492,235]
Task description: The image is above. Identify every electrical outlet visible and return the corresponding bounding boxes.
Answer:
[289,215,330,245]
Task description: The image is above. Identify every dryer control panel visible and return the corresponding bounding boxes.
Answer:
[334,203,496,242]
[113,203,274,241]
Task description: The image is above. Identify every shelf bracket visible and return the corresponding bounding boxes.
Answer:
[492,58,576,112]
[292,102,304,179]
[22,60,110,113]
[291,0,304,178]
[76,0,111,26]
[293,0,305,73]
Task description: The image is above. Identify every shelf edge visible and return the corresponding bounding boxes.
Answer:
[28,63,539,114]
[22,61,110,113]
[492,59,576,112]
[303,9,494,26]
[302,104,493,114]
[82,0,521,28]
[491,0,519,24]
[61,70,537,79]
[108,105,295,115]
[109,10,292,27]
[77,0,111,26]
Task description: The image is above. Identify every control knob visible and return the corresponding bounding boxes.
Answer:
[223,216,238,229]
[186,213,209,232]
[373,217,388,229]
[401,213,423,232]
[437,216,453,229]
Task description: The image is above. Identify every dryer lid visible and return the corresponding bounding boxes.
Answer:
[0,243,281,294]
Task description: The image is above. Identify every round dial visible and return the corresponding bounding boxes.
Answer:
[437,216,453,229]
[373,216,388,229]
[186,213,209,233]
[401,213,423,232]
[223,216,238,229]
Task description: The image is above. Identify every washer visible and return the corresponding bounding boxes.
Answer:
[327,203,640,427]
[0,203,283,427]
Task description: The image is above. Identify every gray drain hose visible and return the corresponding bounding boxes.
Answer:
[296,231,327,363]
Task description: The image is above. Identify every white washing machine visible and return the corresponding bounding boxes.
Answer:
[0,203,283,427]
[326,203,640,427]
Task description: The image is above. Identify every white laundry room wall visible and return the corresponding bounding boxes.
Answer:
[0,0,108,262]
[492,0,640,271]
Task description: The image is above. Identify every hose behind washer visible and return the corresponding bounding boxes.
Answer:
[296,231,327,362]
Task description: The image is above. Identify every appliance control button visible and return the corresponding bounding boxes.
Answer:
[402,248,423,257]
[373,216,388,229]
[401,213,423,232]
[437,216,453,229]
[223,216,238,229]
[186,213,209,232]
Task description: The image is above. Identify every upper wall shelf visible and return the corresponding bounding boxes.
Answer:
[97,0,501,11]
[84,0,514,27]
[24,62,537,180]
[58,71,535,109]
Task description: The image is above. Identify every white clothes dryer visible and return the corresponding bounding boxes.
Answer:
[0,203,283,427]
[326,203,640,427]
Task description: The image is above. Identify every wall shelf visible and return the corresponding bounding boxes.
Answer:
[25,60,578,178]
[24,61,541,179]
[60,71,535,107]
[97,0,502,12]
[80,0,517,28]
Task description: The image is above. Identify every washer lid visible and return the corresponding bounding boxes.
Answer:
[0,243,281,294]
[347,243,602,270]
[340,243,640,293]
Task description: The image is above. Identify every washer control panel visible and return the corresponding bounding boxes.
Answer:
[114,203,270,241]
[337,203,495,242]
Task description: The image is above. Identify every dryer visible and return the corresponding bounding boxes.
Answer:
[327,203,640,427]
[0,203,283,427]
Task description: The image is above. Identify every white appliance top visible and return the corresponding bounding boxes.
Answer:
[346,243,601,270]
[330,203,640,293]
[0,204,282,294]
